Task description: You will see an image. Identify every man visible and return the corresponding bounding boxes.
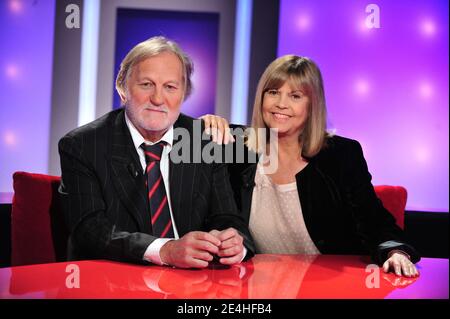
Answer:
[59,36,255,268]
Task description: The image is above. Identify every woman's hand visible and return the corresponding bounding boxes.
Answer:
[199,114,235,144]
[382,251,420,277]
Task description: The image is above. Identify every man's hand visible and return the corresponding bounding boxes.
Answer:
[160,231,221,268]
[382,252,420,277]
[209,228,244,265]
[200,114,235,145]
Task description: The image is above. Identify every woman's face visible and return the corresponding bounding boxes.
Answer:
[262,81,310,139]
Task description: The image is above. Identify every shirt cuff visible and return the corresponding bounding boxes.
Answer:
[143,238,174,265]
[240,247,248,263]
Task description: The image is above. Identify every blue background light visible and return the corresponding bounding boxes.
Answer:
[113,8,220,118]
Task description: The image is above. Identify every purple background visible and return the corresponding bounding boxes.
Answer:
[0,0,55,194]
[0,1,448,213]
[278,0,449,212]
[113,8,219,118]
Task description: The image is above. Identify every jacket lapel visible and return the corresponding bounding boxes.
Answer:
[110,110,151,234]
[296,166,313,230]
[239,164,257,224]
[168,153,187,236]
[168,115,195,237]
[295,162,324,245]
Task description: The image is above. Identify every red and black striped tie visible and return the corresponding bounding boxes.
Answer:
[142,142,174,238]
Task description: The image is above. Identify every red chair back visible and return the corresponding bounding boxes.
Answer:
[11,172,68,266]
[374,185,407,229]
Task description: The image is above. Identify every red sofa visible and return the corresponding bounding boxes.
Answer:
[10,172,406,266]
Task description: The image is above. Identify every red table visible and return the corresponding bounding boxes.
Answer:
[0,254,447,299]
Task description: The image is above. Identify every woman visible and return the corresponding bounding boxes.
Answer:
[206,55,420,277]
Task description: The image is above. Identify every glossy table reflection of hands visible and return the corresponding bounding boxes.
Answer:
[0,254,447,299]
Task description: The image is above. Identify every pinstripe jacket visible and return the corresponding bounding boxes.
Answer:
[58,108,255,264]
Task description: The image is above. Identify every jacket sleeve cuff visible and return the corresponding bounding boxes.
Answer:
[374,240,421,265]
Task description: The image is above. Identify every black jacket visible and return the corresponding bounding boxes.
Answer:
[227,132,420,265]
[58,108,255,264]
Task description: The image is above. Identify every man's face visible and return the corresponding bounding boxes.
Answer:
[123,51,184,141]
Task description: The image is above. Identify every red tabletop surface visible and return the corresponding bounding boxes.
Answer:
[0,254,447,299]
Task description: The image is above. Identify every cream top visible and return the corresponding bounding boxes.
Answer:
[249,163,320,255]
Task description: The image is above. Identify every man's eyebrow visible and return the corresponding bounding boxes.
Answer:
[137,76,180,83]
[166,80,181,85]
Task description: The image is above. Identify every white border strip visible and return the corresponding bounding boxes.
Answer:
[230,0,253,125]
[78,0,100,126]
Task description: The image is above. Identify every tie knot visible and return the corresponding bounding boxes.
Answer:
[141,142,165,163]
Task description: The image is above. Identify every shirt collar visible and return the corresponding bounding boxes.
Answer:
[124,111,173,152]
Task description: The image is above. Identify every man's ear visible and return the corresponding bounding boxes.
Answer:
[118,90,127,105]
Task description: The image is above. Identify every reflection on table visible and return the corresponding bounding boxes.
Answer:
[0,254,447,299]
